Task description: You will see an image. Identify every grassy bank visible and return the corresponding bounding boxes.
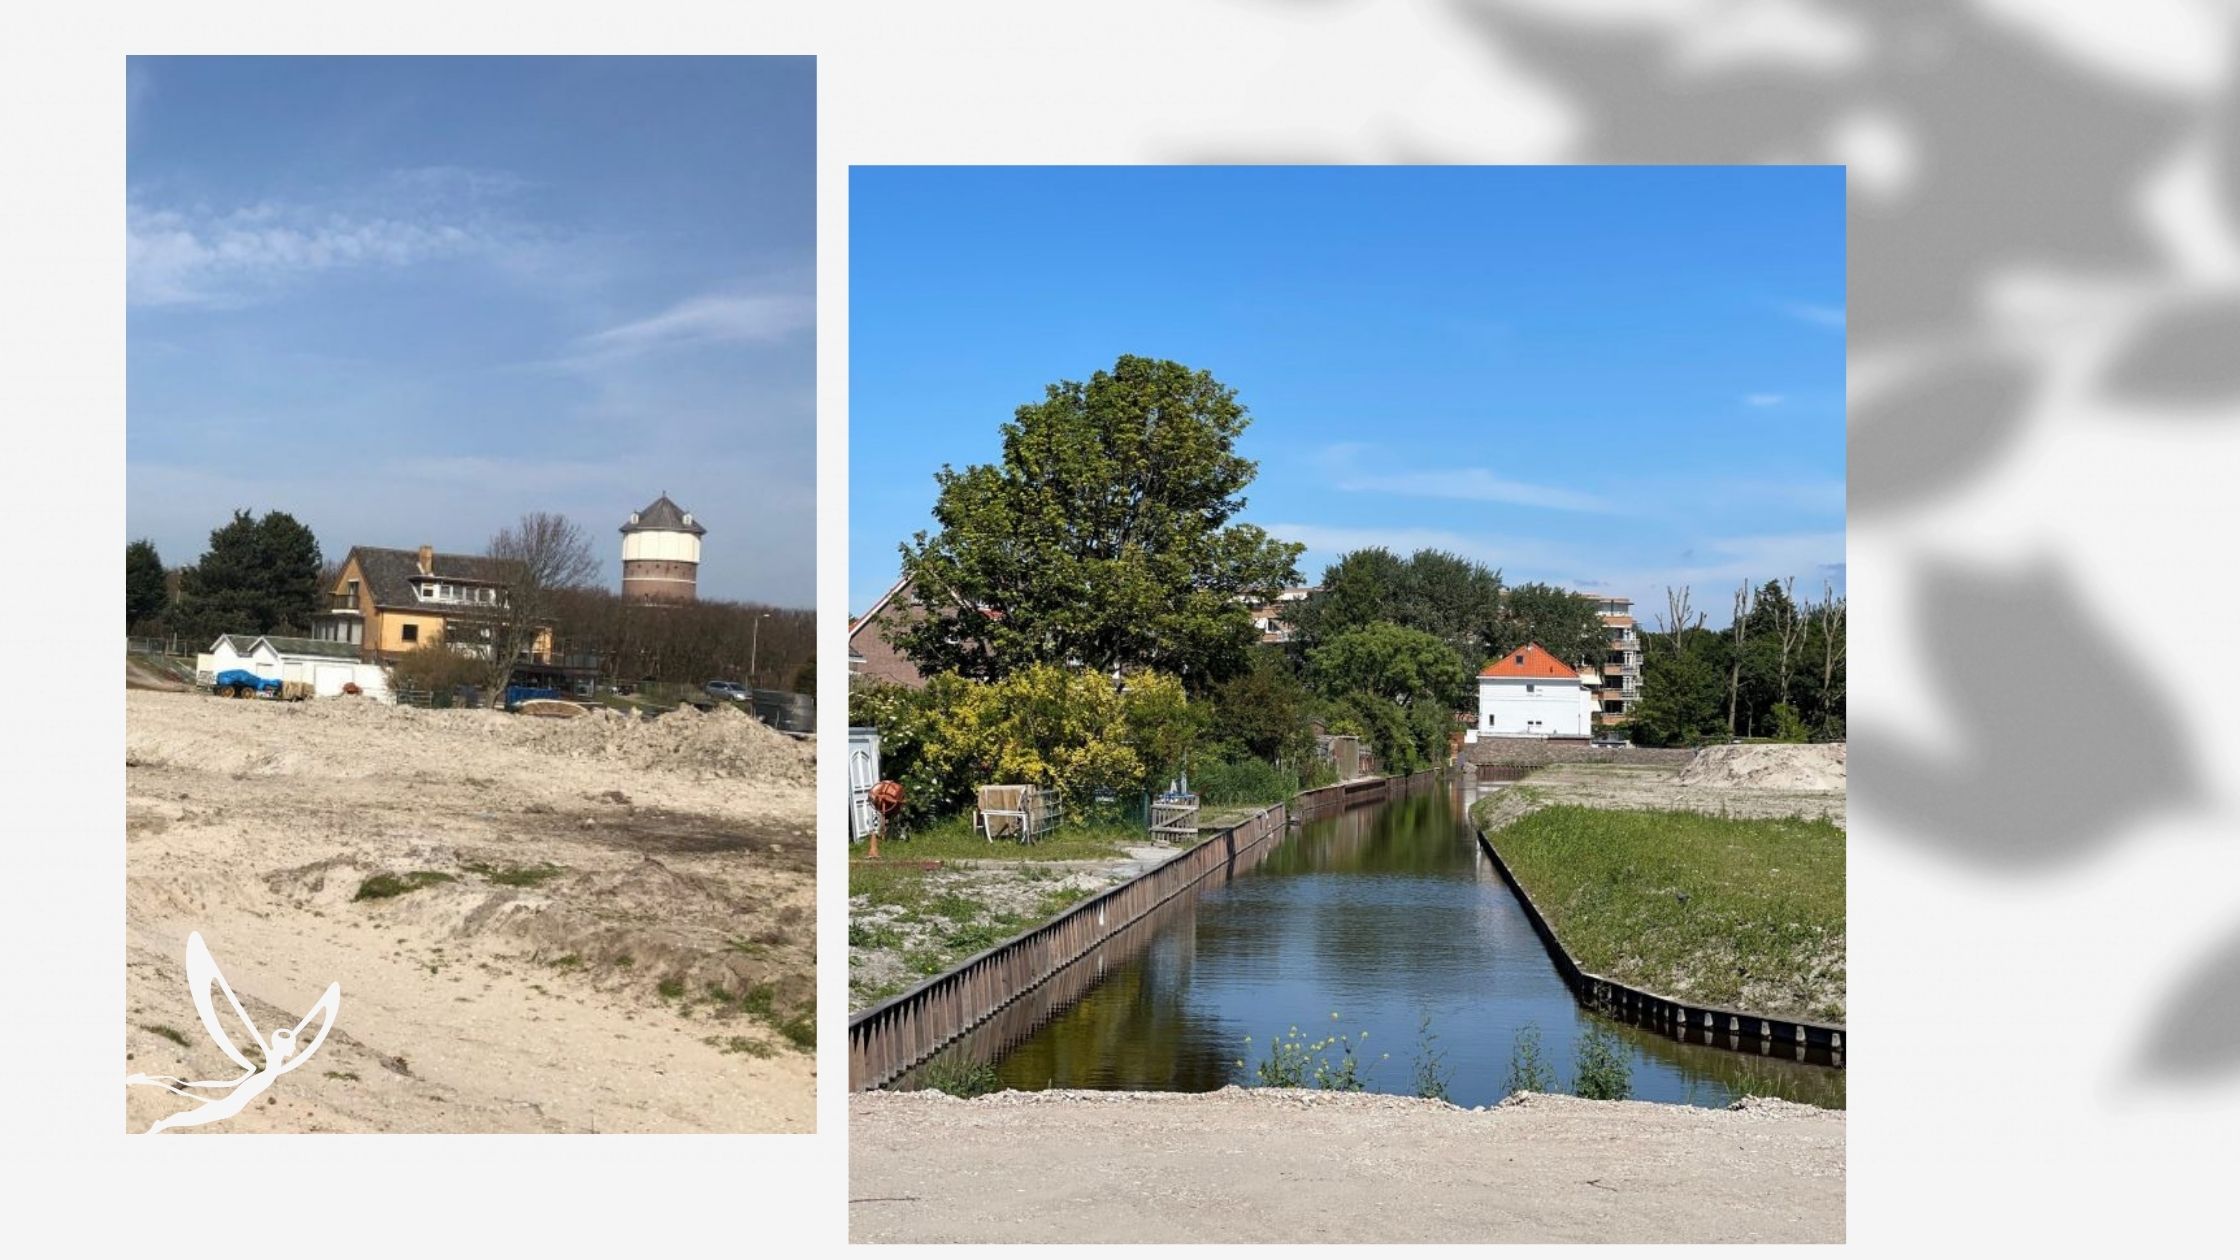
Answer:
[1476,801,1845,1023]
[848,855,1114,1008]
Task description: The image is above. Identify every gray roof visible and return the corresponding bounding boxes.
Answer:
[348,547,510,614]
[207,633,360,661]
[260,635,361,660]
[620,494,706,536]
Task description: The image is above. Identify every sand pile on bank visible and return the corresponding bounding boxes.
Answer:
[1675,742,1846,792]
[124,694,812,788]
[509,705,813,785]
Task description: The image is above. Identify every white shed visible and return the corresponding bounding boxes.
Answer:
[1474,642,1595,739]
[194,635,394,701]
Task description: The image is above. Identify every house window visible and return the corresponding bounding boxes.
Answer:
[402,624,419,644]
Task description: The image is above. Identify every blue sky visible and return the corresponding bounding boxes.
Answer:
[129,57,816,606]
[849,166,1844,623]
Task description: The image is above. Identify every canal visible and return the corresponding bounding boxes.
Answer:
[974,779,1844,1110]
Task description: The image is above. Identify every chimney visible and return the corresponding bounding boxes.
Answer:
[417,544,434,575]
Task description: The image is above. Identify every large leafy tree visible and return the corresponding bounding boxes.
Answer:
[1293,547,1502,667]
[1308,621,1471,714]
[171,510,324,641]
[1204,648,1316,766]
[895,355,1303,687]
[1494,582,1606,668]
[125,539,168,630]
[1629,638,1726,747]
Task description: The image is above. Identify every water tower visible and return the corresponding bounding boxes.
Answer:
[619,493,705,604]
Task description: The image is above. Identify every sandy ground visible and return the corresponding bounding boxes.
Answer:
[850,1088,1845,1244]
[125,689,816,1133]
[1478,744,1847,830]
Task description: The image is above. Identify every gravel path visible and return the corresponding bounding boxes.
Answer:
[851,1087,1845,1243]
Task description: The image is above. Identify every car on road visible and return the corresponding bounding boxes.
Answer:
[704,680,750,703]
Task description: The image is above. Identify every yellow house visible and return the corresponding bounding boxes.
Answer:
[310,544,554,665]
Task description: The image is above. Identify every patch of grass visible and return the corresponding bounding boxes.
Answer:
[849,920,902,949]
[613,954,635,969]
[916,1054,1001,1098]
[324,1070,360,1082]
[704,1034,777,1058]
[549,953,583,970]
[141,1023,189,1047]
[354,870,456,901]
[1486,805,1846,1022]
[776,1006,815,1053]
[463,860,567,887]
[656,976,686,1000]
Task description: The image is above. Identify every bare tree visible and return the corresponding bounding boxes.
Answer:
[483,513,601,694]
[1773,576,1805,708]
[1818,578,1847,712]
[1727,579,1753,737]
[1659,585,1705,656]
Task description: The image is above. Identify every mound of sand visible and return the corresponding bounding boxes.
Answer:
[124,692,813,789]
[508,704,813,786]
[1675,742,1847,792]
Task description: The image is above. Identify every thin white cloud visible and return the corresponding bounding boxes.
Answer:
[1778,301,1847,330]
[128,201,493,307]
[1320,443,1618,513]
[1745,392,1786,407]
[576,293,814,358]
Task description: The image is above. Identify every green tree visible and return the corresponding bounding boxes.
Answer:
[1308,622,1468,772]
[1293,547,1502,666]
[1494,582,1605,669]
[125,538,168,631]
[1204,649,1316,766]
[171,510,324,642]
[1308,621,1471,711]
[895,355,1303,686]
[1629,639,1725,747]
[1290,548,1409,646]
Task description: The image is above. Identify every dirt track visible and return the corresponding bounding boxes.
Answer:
[124,690,815,1133]
[850,1088,1845,1243]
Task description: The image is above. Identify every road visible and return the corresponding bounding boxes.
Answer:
[851,1087,1844,1244]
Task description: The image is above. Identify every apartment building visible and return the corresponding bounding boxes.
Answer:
[1583,592,1640,725]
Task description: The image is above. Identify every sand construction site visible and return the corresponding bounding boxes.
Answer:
[124,688,815,1133]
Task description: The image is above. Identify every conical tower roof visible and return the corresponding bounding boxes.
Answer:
[621,493,706,536]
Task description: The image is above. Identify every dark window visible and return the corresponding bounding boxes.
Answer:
[402,624,419,644]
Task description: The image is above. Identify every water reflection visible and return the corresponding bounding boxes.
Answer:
[971,780,1845,1110]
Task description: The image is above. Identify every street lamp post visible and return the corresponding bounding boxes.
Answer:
[749,613,769,687]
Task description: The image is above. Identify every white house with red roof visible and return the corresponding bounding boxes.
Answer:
[1472,642,1596,740]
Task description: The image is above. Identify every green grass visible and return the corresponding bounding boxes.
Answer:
[463,860,567,887]
[354,870,457,900]
[849,862,1084,999]
[1485,804,1846,1023]
[916,1054,1002,1097]
[140,1023,189,1047]
[853,813,1144,863]
[705,1034,777,1058]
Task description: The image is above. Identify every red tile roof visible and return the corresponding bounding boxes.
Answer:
[1479,642,1579,679]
